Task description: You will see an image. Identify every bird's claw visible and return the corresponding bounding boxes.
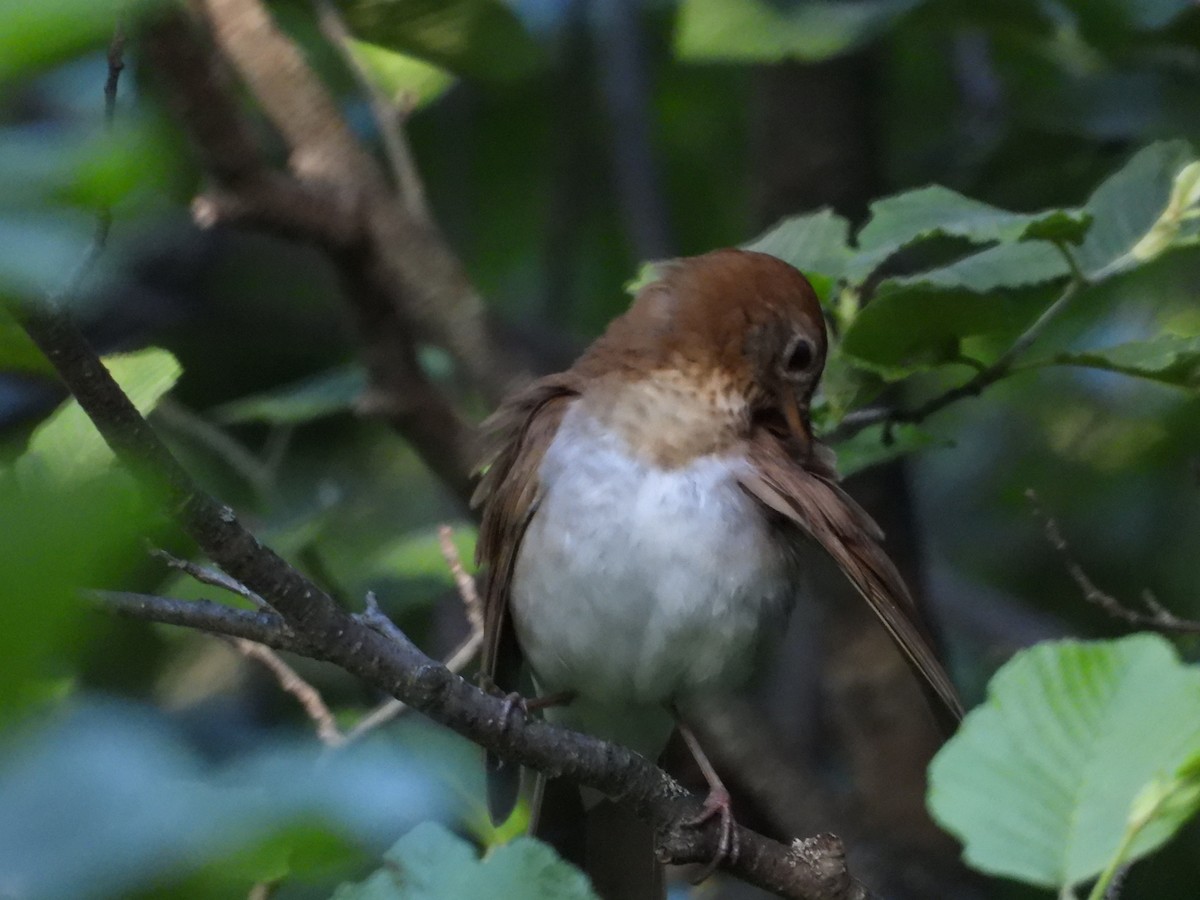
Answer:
[681,785,739,882]
[498,691,529,731]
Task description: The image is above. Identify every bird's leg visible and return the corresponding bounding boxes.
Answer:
[673,709,739,882]
[499,689,577,731]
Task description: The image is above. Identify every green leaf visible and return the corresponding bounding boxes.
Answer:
[744,208,854,287]
[674,0,922,63]
[0,0,156,82]
[342,0,543,82]
[346,39,456,109]
[928,635,1200,890]
[212,364,367,424]
[359,525,476,587]
[0,306,52,374]
[0,704,445,897]
[1077,141,1200,280]
[848,186,1090,280]
[840,280,1053,376]
[829,423,944,478]
[331,822,598,900]
[16,347,181,485]
[888,241,1070,293]
[1043,334,1200,389]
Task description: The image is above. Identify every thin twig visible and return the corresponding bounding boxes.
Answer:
[829,246,1086,444]
[229,637,346,746]
[150,546,269,608]
[104,21,127,126]
[89,591,312,652]
[313,0,429,222]
[339,525,484,744]
[438,524,482,632]
[1026,490,1200,635]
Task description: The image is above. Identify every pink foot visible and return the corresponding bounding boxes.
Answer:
[680,785,739,881]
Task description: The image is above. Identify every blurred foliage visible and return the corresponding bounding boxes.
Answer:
[332,822,598,900]
[0,703,447,899]
[2,0,1200,897]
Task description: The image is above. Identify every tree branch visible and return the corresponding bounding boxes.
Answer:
[186,0,519,401]
[26,307,874,900]
[1026,490,1200,635]
[143,10,481,507]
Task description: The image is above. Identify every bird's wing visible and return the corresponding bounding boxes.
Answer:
[737,430,964,731]
[472,374,577,688]
[472,376,576,821]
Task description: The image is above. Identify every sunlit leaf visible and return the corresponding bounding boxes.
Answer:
[1077,141,1200,280]
[347,39,455,109]
[331,822,597,900]
[342,0,543,82]
[675,0,923,63]
[929,635,1200,890]
[16,347,181,485]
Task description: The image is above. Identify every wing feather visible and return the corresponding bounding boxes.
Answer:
[739,432,964,731]
[472,375,577,682]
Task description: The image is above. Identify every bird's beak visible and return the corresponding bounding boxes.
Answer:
[778,388,813,454]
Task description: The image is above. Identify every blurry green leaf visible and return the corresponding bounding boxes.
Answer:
[816,351,884,422]
[331,822,597,900]
[213,364,366,424]
[0,348,180,713]
[1078,141,1200,280]
[0,306,53,374]
[888,241,1070,293]
[0,703,445,898]
[840,281,1053,376]
[347,39,455,109]
[848,186,1090,280]
[1021,209,1093,245]
[829,422,944,477]
[1043,334,1200,389]
[0,0,147,82]
[744,208,854,287]
[675,0,922,63]
[63,119,177,209]
[0,474,157,719]
[16,347,181,485]
[928,635,1200,890]
[0,119,173,211]
[361,526,476,586]
[342,0,543,82]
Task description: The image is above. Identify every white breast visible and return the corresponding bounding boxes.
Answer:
[510,403,794,725]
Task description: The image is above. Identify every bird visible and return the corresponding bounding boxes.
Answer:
[472,248,963,898]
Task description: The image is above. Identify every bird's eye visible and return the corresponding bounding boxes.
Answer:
[784,337,815,374]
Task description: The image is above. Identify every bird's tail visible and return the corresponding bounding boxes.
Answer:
[534,774,665,900]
